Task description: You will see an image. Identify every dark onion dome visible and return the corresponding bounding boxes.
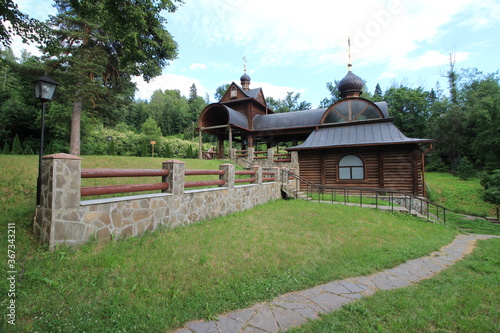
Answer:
[338,70,364,95]
[240,72,251,82]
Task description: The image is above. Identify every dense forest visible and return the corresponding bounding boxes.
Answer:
[1,1,499,177]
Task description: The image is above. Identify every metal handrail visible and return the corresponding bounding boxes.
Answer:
[281,169,447,224]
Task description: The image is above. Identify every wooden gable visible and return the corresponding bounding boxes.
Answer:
[220,82,246,102]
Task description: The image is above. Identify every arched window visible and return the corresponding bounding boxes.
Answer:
[339,155,364,180]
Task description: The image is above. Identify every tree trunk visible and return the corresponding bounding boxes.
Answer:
[70,100,82,155]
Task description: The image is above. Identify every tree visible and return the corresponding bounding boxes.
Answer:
[373,83,383,102]
[0,0,44,46]
[141,117,162,142]
[383,85,431,139]
[42,0,181,155]
[214,84,230,101]
[266,92,311,113]
[188,83,207,122]
[319,81,340,108]
[11,133,21,154]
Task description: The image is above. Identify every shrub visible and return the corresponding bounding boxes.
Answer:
[425,153,448,172]
[455,156,476,180]
[480,170,500,205]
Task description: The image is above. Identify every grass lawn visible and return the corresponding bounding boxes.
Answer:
[288,237,500,333]
[0,156,498,332]
[426,172,497,217]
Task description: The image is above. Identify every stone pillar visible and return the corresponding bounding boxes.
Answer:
[290,151,298,165]
[219,163,235,189]
[229,148,236,161]
[267,148,274,166]
[33,153,83,250]
[247,147,255,162]
[162,160,185,195]
[252,165,262,185]
[271,167,281,183]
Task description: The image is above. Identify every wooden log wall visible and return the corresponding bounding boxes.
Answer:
[298,144,424,196]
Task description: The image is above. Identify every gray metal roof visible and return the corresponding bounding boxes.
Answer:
[226,106,249,128]
[289,121,434,150]
[253,108,327,130]
[244,88,261,99]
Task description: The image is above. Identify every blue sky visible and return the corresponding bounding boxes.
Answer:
[11,0,500,107]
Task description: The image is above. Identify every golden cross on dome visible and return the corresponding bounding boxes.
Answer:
[242,56,247,72]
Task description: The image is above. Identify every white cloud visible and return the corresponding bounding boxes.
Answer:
[132,74,208,101]
[189,63,208,70]
[251,81,306,100]
[171,0,482,70]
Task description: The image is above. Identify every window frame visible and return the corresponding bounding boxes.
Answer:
[338,154,365,181]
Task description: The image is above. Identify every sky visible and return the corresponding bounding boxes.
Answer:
[10,0,500,107]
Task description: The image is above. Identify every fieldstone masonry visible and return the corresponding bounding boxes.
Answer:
[34,154,283,250]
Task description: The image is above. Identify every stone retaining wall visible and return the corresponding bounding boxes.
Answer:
[33,154,283,250]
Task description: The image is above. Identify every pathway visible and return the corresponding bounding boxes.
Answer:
[174,234,499,333]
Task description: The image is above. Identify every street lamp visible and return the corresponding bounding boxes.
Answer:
[32,76,59,206]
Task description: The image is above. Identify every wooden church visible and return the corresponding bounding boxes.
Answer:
[198,66,434,197]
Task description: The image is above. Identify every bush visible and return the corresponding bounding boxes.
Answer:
[455,156,476,180]
[425,153,448,172]
[480,170,500,205]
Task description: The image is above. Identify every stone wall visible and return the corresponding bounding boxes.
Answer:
[33,154,284,250]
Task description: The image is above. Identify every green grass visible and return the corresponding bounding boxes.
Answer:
[310,192,395,206]
[426,172,497,217]
[288,237,500,333]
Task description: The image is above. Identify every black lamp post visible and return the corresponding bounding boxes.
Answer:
[32,76,59,206]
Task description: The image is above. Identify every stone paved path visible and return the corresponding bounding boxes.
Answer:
[174,234,499,333]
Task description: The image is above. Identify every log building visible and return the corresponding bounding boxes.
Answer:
[198,68,434,196]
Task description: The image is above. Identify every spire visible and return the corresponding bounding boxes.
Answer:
[339,38,363,98]
[347,36,352,72]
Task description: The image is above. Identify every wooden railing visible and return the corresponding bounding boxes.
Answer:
[235,170,256,183]
[184,169,225,188]
[81,169,170,197]
[262,169,276,182]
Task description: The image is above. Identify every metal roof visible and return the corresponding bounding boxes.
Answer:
[253,108,327,130]
[289,121,434,150]
[226,106,249,128]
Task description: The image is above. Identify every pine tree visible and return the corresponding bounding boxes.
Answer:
[11,134,22,155]
[3,142,10,155]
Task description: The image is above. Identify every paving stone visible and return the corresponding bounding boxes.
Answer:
[340,280,366,293]
[272,306,307,331]
[371,275,398,290]
[186,320,218,333]
[246,304,278,332]
[241,326,268,333]
[310,293,351,312]
[229,305,259,324]
[273,292,309,304]
[272,301,310,310]
[293,306,320,320]
[349,276,377,290]
[385,275,412,288]
[321,281,351,294]
[215,316,245,333]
